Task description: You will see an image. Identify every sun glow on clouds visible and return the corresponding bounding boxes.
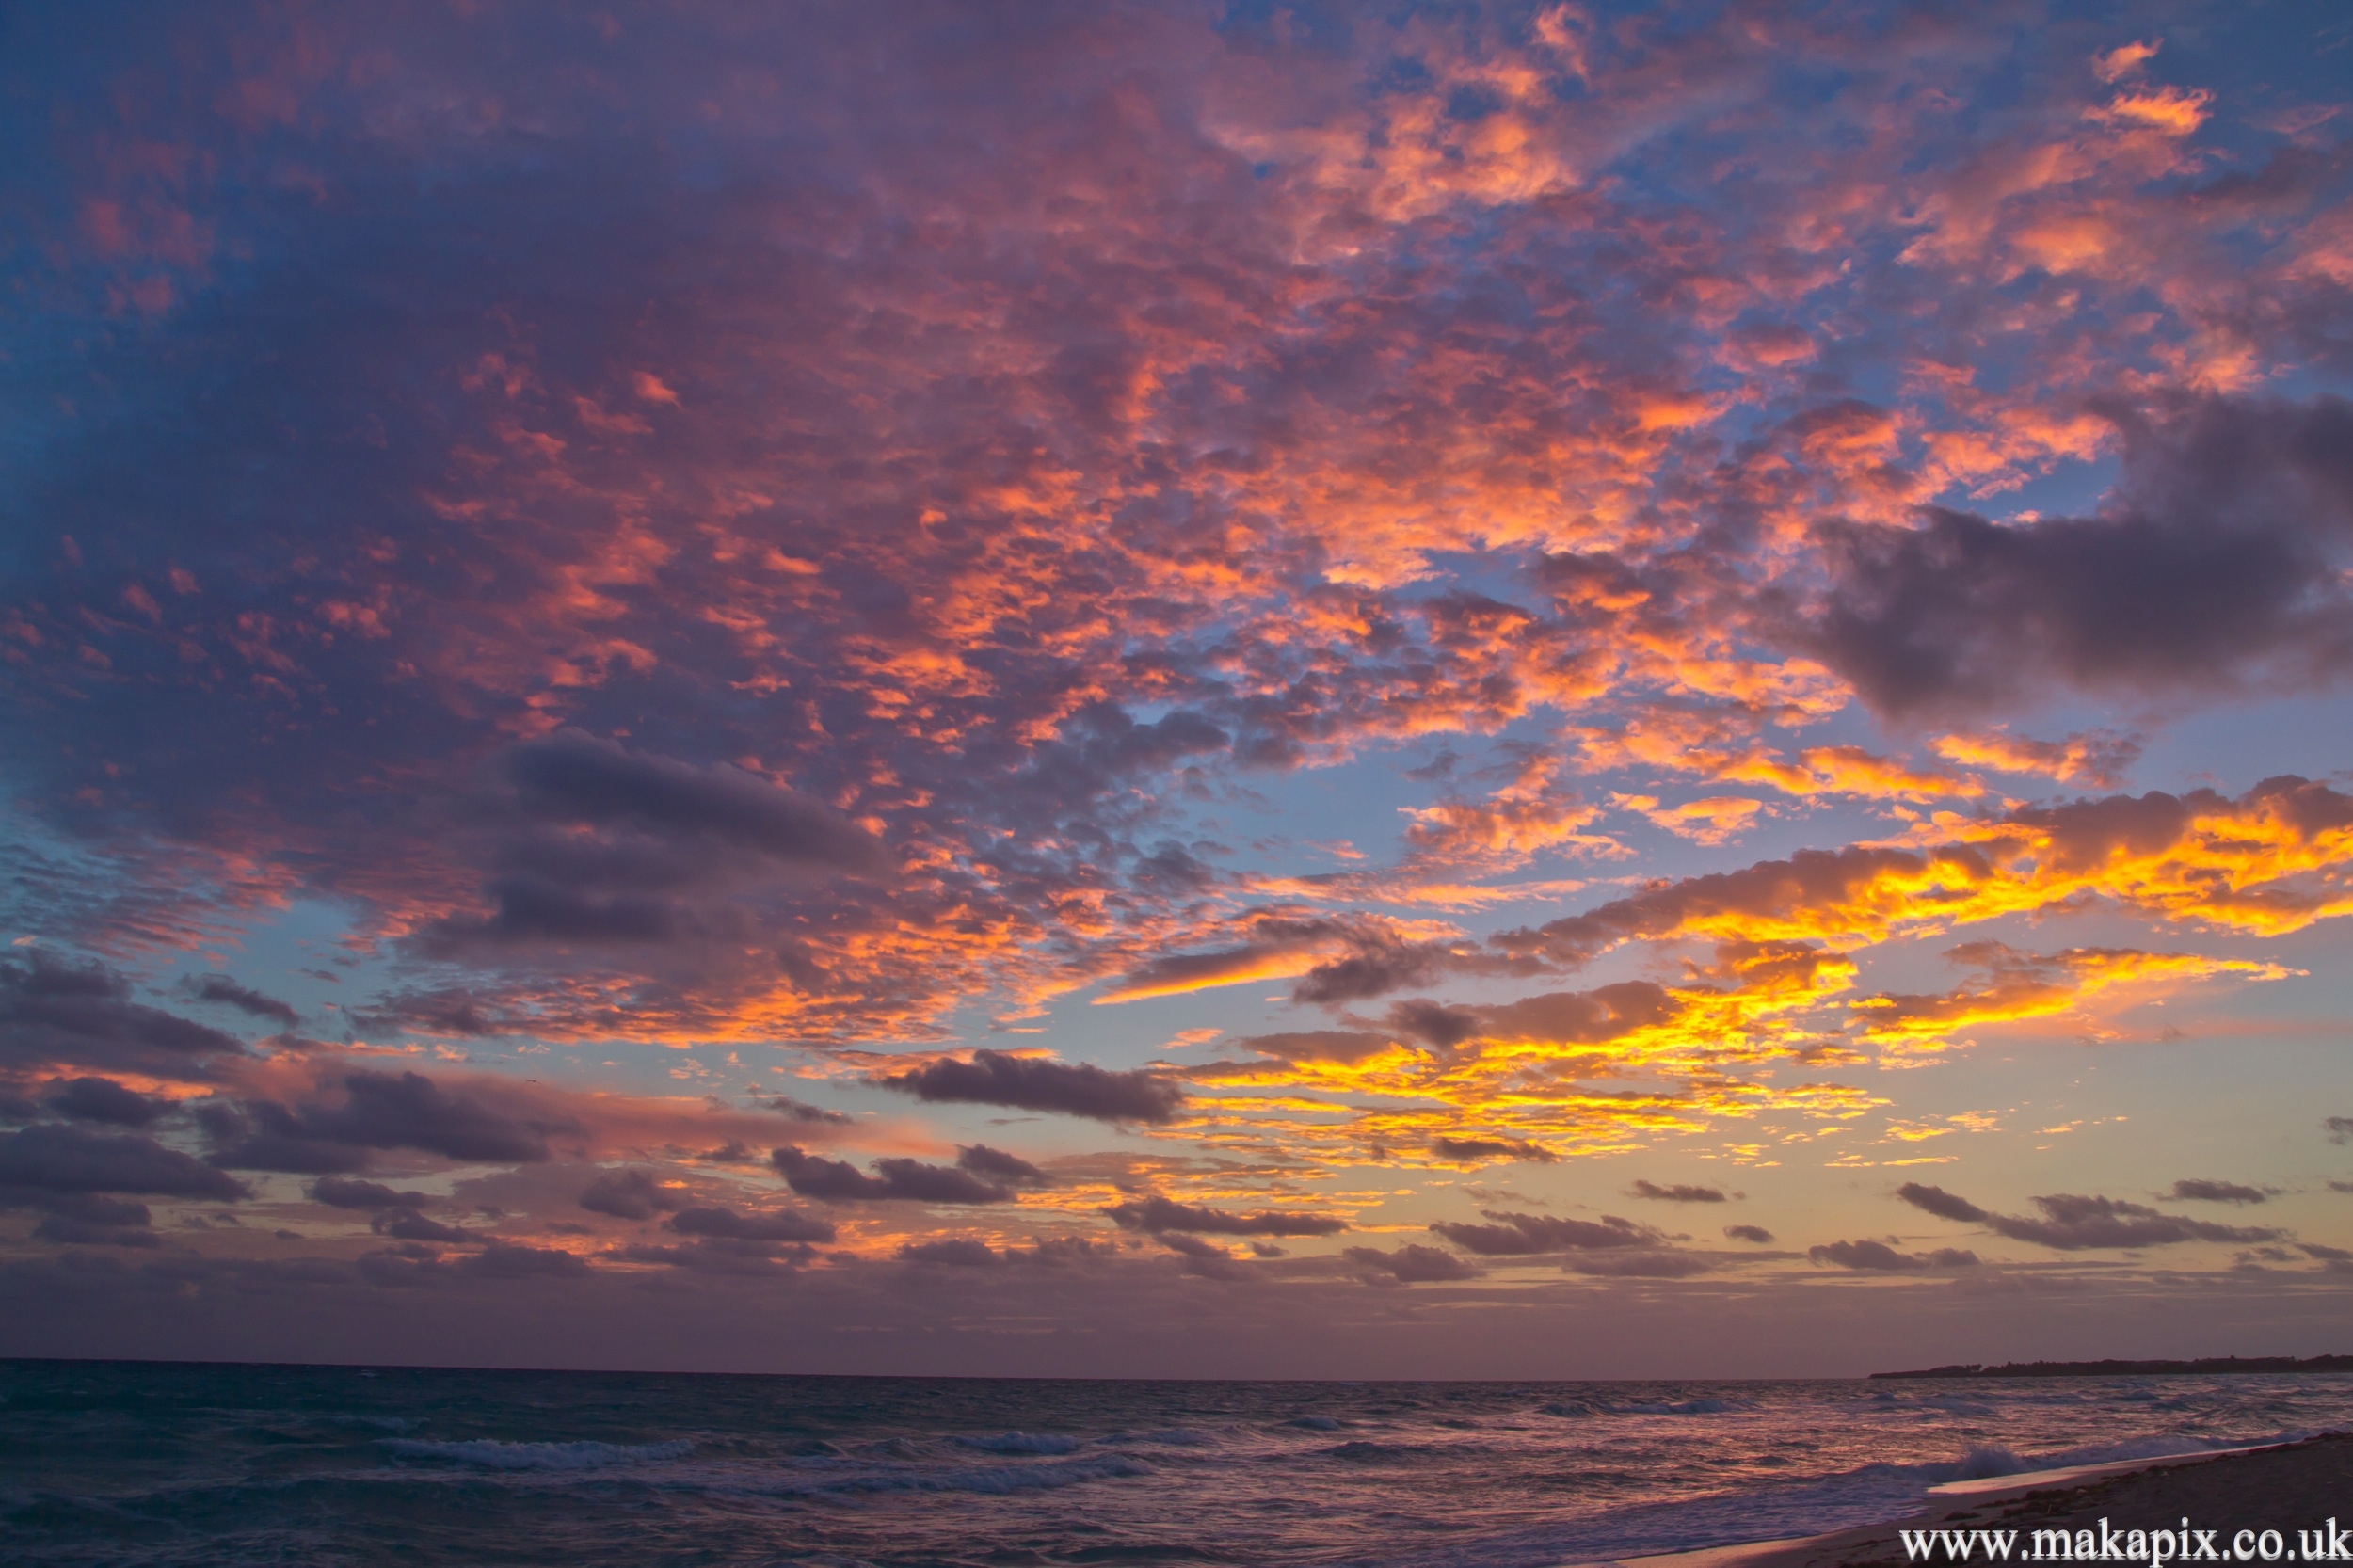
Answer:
[3,0,2353,1362]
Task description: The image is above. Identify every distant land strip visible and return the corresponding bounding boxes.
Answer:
[1869,1355,2353,1379]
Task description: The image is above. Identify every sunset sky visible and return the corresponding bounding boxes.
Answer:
[5,0,2353,1377]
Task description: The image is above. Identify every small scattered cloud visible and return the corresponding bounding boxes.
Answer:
[1897,1183,2281,1250]
[1155,1232,1255,1280]
[1630,1180,1729,1204]
[899,1238,998,1267]
[1344,1243,1481,1284]
[875,1050,1182,1125]
[310,1176,430,1210]
[1105,1195,1346,1237]
[578,1168,686,1221]
[1809,1239,1978,1272]
[179,974,300,1029]
[1567,1250,1716,1278]
[757,1096,852,1125]
[2169,1178,2267,1205]
[667,1204,836,1243]
[1432,1136,1556,1165]
[772,1145,1019,1205]
[1429,1210,1655,1256]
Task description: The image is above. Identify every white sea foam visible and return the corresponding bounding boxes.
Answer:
[1954,1443,2025,1479]
[383,1437,695,1470]
[2007,1428,2316,1473]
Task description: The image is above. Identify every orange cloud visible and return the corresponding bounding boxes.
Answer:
[1849,942,2292,1056]
[2092,40,2160,84]
[1611,793,1766,845]
[1931,729,2140,788]
[2089,86,2212,137]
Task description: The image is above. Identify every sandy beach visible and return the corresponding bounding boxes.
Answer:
[1610,1433,2353,1568]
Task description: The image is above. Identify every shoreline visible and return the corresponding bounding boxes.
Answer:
[1577,1432,2353,1568]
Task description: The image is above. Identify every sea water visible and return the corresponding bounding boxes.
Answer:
[3,1361,2349,1566]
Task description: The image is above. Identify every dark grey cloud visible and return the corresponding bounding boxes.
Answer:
[578,1168,685,1221]
[954,1144,1048,1188]
[1428,1210,1653,1256]
[1896,1183,2283,1251]
[1021,1236,1118,1267]
[1630,1180,1727,1204]
[43,1077,167,1128]
[1800,395,2353,717]
[0,953,246,1080]
[373,1211,473,1244]
[758,1096,852,1125]
[876,1049,1182,1125]
[2169,1179,2267,1205]
[194,1102,368,1175]
[504,732,892,875]
[2328,1116,2353,1145]
[898,1239,998,1267]
[309,1176,429,1210]
[344,991,512,1040]
[770,1145,1016,1205]
[340,1242,594,1286]
[1343,1243,1481,1284]
[1454,984,1683,1043]
[1155,1231,1253,1281]
[1565,1250,1714,1278]
[666,1205,836,1244]
[1722,1224,1774,1243]
[1809,1240,1977,1272]
[1430,1135,1556,1165]
[29,1191,158,1247]
[2000,1193,2284,1250]
[0,1123,247,1200]
[614,1237,820,1273]
[456,1243,590,1279]
[1290,936,1469,1006]
[1897,1183,1993,1224]
[1104,1194,1346,1237]
[405,734,892,965]
[200,1071,568,1173]
[1381,1001,1482,1050]
[1233,1030,1400,1064]
[179,974,299,1029]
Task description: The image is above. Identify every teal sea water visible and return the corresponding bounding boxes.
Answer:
[4,1361,2350,1567]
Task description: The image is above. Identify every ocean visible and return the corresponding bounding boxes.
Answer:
[4,1360,2349,1567]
